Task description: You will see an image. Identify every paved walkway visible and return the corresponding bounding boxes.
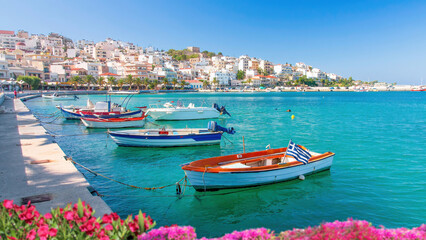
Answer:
[0,97,111,217]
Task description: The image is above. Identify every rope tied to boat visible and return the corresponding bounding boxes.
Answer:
[65,156,185,190]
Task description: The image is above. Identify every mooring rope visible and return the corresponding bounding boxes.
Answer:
[65,157,185,190]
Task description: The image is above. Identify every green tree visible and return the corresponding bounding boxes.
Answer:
[107,76,117,90]
[17,76,41,90]
[117,79,125,90]
[143,78,150,90]
[202,80,209,89]
[67,76,82,90]
[171,78,178,90]
[134,77,142,90]
[246,78,252,86]
[181,80,189,89]
[212,78,219,88]
[153,80,159,90]
[218,52,223,56]
[125,75,134,90]
[237,70,245,80]
[97,76,105,90]
[162,78,169,89]
[84,75,96,90]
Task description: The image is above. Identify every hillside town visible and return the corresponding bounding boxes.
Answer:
[0,30,393,91]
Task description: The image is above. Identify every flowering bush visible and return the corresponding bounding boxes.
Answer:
[1,199,425,239]
[0,199,155,239]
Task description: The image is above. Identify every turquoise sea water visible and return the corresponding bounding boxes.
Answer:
[25,92,425,237]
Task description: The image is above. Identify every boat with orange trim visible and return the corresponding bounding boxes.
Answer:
[181,145,335,191]
[81,114,147,128]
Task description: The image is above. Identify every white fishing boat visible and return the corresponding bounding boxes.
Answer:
[58,96,143,120]
[145,101,231,121]
[182,141,335,191]
[107,90,139,95]
[81,114,146,128]
[42,93,78,100]
[108,121,235,147]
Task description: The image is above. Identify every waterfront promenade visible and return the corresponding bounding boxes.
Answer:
[0,96,111,217]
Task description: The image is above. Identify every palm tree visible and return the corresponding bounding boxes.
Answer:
[134,77,142,90]
[107,76,117,90]
[171,78,178,90]
[143,78,149,90]
[68,76,82,90]
[125,74,134,90]
[97,76,105,90]
[202,80,209,89]
[246,78,253,86]
[117,79,125,90]
[162,77,169,89]
[85,75,96,90]
[181,80,189,89]
[153,80,159,90]
[212,77,219,89]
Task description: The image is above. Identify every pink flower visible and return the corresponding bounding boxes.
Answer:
[102,214,112,224]
[105,224,113,231]
[26,229,36,240]
[44,213,52,219]
[49,228,57,237]
[63,211,75,221]
[2,199,13,209]
[37,225,49,240]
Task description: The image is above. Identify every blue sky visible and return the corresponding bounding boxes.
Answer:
[1,0,425,84]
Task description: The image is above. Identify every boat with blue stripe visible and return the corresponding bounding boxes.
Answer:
[108,121,235,147]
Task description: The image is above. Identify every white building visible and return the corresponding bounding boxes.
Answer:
[209,71,236,86]
[306,68,326,79]
[0,35,25,49]
[75,62,101,76]
[238,55,250,71]
[186,80,203,89]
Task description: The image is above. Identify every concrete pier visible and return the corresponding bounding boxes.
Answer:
[0,97,111,217]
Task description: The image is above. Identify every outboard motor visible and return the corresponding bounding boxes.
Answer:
[213,103,231,117]
[207,121,236,134]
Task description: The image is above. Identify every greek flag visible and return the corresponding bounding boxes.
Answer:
[286,140,311,164]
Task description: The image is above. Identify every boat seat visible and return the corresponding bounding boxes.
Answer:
[220,162,251,169]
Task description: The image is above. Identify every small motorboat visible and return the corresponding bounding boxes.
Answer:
[145,101,231,121]
[181,141,335,191]
[42,93,78,100]
[59,102,142,120]
[107,90,139,95]
[411,86,425,91]
[58,95,143,120]
[81,114,147,128]
[108,121,235,147]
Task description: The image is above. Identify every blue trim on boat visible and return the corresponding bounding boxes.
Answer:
[109,132,222,141]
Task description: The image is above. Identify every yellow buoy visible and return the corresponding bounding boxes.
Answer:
[291,115,295,120]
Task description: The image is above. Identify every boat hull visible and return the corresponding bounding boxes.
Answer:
[81,117,146,128]
[109,131,222,147]
[184,155,333,191]
[146,108,220,120]
[59,107,142,120]
[43,95,75,100]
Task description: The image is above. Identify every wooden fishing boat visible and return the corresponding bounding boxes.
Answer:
[81,114,146,128]
[181,145,335,191]
[108,121,235,147]
[58,97,143,120]
[59,105,142,119]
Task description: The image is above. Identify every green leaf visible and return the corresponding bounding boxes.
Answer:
[138,210,145,232]
[77,199,84,218]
